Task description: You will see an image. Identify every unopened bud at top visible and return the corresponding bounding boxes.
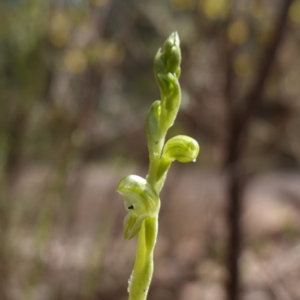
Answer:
[153,32,181,77]
[163,31,181,74]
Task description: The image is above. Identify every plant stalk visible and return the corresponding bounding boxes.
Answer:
[128,217,158,300]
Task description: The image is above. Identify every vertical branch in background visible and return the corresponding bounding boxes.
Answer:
[0,111,27,300]
[224,1,293,300]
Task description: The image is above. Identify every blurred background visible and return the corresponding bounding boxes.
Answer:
[1,0,300,299]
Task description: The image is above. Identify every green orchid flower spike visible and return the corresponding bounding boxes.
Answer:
[116,32,200,300]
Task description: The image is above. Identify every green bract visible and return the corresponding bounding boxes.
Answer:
[116,32,199,300]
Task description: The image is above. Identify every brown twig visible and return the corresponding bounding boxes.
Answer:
[224,1,293,300]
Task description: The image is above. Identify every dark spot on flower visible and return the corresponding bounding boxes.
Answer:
[128,205,134,210]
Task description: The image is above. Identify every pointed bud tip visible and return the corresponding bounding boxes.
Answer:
[164,31,180,49]
[171,31,180,44]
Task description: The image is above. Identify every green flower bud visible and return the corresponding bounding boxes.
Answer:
[175,67,181,78]
[156,73,181,131]
[157,135,199,180]
[153,48,166,75]
[146,100,161,159]
[163,31,180,55]
[156,73,174,99]
[157,73,180,111]
[116,175,160,239]
[153,32,181,77]
[163,32,181,74]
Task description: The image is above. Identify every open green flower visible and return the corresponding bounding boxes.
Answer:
[117,175,160,240]
[157,135,200,181]
[162,135,199,163]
